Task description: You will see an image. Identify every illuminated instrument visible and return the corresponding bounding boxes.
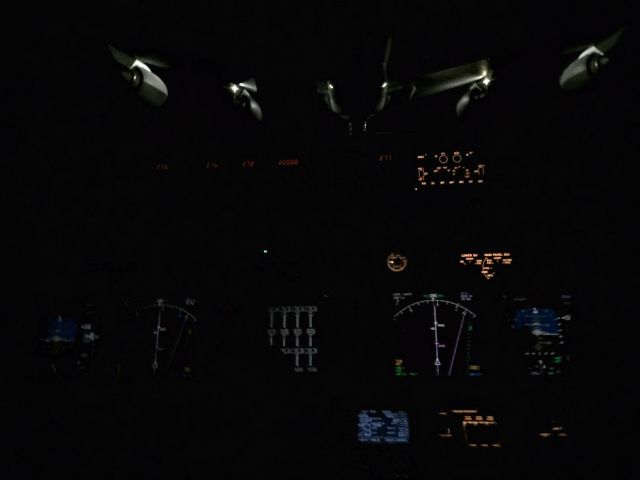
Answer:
[357,410,410,444]
[37,304,100,378]
[392,292,481,377]
[386,252,408,272]
[135,298,197,377]
[459,252,512,280]
[438,409,502,448]
[416,150,485,188]
[506,295,572,376]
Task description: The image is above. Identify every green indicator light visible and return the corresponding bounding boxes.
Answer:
[553,356,562,364]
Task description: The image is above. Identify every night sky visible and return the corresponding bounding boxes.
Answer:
[4,1,638,478]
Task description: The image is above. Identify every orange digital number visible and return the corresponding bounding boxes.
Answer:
[278,159,299,166]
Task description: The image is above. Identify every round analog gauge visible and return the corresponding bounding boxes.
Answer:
[387,252,408,272]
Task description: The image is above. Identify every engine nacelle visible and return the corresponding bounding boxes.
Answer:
[559,52,608,91]
[108,45,168,107]
[123,66,168,107]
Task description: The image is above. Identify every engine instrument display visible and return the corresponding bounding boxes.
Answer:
[416,150,485,188]
[392,292,482,377]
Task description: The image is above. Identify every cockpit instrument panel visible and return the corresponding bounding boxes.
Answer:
[357,410,410,444]
[416,150,485,188]
[506,294,572,376]
[134,298,197,378]
[392,292,482,377]
[438,409,502,448]
[460,252,512,280]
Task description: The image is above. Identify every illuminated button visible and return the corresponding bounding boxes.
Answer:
[438,154,448,164]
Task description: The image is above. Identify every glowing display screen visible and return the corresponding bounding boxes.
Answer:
[41,315,77,343]
[416,150,485,187]
[357,410,410,444]
[507,295,572,376]
[134,298,198,377]
[392,292,482,377]
[514,308,560,336]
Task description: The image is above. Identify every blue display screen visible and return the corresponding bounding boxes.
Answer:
[357,410,410,444]
[513,308,559,336]
[42,315,78,343]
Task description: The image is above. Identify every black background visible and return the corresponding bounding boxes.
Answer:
[3,1,638,478]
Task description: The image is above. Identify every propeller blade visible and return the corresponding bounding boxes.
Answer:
[108,44,135,69]
[382,35,392,68]
[238,78,257,93]
[596,27,625,53]
[135,55,170,69]
[249,96,263,121]
[456,90,472,117]
[562,27,625,55]
[412,59,491,98]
